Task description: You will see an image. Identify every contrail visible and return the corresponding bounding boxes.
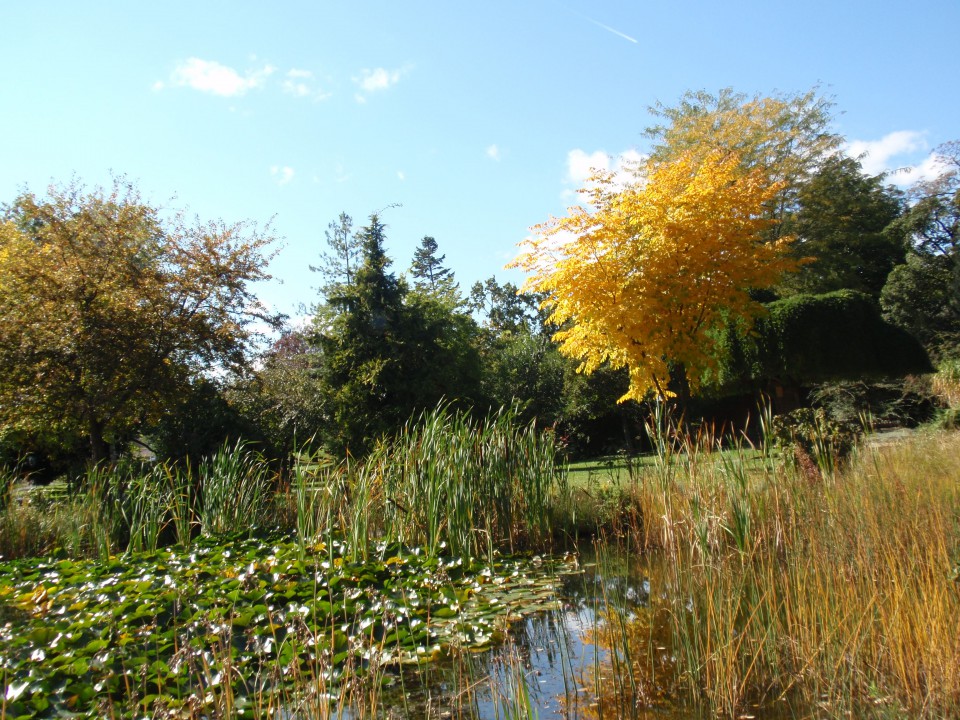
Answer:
[586,16,638,44]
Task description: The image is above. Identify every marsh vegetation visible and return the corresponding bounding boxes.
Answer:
[2,400,959,718]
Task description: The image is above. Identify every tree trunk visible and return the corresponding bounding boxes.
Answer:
[88,415,109,466]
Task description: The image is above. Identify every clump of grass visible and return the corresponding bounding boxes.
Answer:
[0,481,67,559]
[199,440,273,537]
[932,357,960,407]
[606,427,960,717]
[308,404,564,562]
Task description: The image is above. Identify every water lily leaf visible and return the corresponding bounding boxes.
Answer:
[232,609,255,627]
[28,626,56,645]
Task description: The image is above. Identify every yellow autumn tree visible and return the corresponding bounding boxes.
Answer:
[511,150,797,402]
[646,87,842,232]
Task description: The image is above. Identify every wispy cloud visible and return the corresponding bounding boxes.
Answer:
[563,148,645,202]
[584,16,638,44]
[281,68,331,100]
[157,58,275,97]
[270,165,295,185]
[353,65,411,102]
[334,163,352,184]
[843,130,949,186]
[486,144,502,161]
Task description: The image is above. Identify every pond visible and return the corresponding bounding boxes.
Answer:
[345,544,800,720]
[0,538,861,719]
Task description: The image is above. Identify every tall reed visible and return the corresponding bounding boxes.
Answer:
[198,440,272,537]
[612,427,960,717]
[321,403,564,561]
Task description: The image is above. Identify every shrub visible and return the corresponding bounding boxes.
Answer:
[770,407,862,474]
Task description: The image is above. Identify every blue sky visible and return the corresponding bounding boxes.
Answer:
[2,1,957,324]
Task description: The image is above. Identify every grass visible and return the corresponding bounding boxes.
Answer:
[566,445,768,488]
[583,427,960,718]
[0,405,566,564]
[290,403,564,563]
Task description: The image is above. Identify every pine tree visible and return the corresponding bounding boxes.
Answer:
[310,212,362,300]
[410,235,457,299]
[313,214,408,454]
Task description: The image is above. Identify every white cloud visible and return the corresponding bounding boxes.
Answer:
[397,170,406,181]
[898,152,951,185]
[163,58,275,97]
[842,130,956,187]
[282,78,311,97]
[563,148,646,202]
[566,149,610,186]
[844,130,927,176]
[270,166,295,185]
[353,65,410,101]
[486,144,502,161]
[358,67,401,91]
[281,68,331,101]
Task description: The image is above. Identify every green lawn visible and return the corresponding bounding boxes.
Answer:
[565,445,770,488]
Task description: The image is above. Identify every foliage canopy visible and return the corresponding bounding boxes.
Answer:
[645,87,842,228]
[0,179,278,462]
[512,150,797,401]
[718,290,932,389]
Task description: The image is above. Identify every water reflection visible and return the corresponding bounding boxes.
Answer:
[342,547,699,719]
[325,546,800,719]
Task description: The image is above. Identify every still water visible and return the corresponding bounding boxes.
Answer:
[353,546,784,720]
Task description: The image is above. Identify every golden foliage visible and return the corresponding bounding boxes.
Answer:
[646,87,841,226]
[511,150,797,401]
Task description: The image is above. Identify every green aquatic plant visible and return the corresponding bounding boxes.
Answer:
[0,535,568,719]
[314,403,564,562]
[199,440,272,537]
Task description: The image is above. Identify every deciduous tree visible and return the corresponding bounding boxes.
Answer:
[645,87,841,231]
[881,141,960,357]
[0,179,278,463]
[782,155,906,297]
[892,141,959,258]
[512,150,796,402]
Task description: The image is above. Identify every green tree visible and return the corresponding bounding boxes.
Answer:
[881,252,960,356]
[881,141,960,357]
[400,292,483,411]
[224,331,326,459]
[312,214,405,453]
[892,141,959,258]
[782,155,906,297]
[468,276,547,337]
[0,179,278,463]
[310,212,362,299]
[311,215,482,455]
[410,235,457,299]
[149,377,255,465]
